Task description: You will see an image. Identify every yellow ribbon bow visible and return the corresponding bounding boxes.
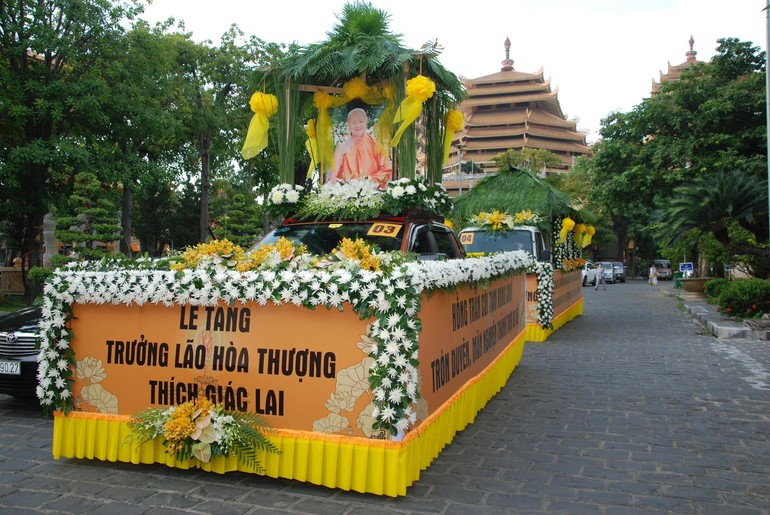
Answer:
[582,226,595,248]
[305,119,320,179]
[573,223,586,248]
[558,217,575,245]
[391,75,436,147]
[442,109,464,165]
[241,92,278,160]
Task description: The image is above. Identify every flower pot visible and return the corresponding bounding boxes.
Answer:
[679,277,711,293]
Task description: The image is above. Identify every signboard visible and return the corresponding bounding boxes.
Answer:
[679,262,693,272]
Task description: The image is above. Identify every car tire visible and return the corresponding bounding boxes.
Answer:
[592,278,596,286]
[582,276,587,286]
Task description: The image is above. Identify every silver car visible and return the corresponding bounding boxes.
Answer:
[612,262,626,283]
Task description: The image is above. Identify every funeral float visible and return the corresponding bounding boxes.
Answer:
[42,3,549,497]
[452,167,596,342]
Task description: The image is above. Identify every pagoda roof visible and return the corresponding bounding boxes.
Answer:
[465,68,545,86]
[465,79,552,97]
[652,36,700,93]
[463,108,577,130]
[461,90,558,108]
[461,123,586,143]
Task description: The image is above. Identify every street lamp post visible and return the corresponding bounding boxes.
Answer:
[766,3,770,235]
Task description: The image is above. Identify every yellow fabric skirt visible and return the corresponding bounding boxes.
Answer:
[53,331,527,497]
[525,297,583,342]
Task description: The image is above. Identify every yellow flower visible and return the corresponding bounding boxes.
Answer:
[239,238,306,271]
[249,92,278,117]
[313,91,333,109]
[343,77,369,100]
[515,210,534,223]
[336,238,381,271]
[446,109,463,132]
[405,75,436,103]
[488,211,506,230]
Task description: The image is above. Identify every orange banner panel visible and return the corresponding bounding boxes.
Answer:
[525,269,582,325]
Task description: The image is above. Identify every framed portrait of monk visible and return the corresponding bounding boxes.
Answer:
[327,103,392,188]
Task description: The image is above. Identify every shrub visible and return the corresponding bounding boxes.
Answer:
[717,279,770,319]
[703,278,730,301]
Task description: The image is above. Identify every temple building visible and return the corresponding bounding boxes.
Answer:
[443,37,591,193]
[651,36,699,93]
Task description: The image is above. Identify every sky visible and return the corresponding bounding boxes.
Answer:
[139,0,768,143]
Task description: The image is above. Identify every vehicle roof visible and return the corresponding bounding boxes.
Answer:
[459,225,540,232]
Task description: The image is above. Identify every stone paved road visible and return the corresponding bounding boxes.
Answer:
[1,280,769,514]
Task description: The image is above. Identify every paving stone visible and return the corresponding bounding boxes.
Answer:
[2,281,770,512]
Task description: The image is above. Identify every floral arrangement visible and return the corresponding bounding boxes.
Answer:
[527,261,555,329]
[471,210,514,231]
[552,217,583,272]
[128,396,279,471]
[514,210,543,225]
[265,177,453,222]
[470,210,544,232]
[37,239,540,437]
[265,183,307,220]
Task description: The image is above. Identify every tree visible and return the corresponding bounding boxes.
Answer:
[0,0,139,302]
[653,169,767,277]
[54,171,122,261]
[492,148,562,174]
[587,37,768,270]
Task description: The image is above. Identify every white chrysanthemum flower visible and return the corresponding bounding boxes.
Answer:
[387,387,404,404]
[285,189,300,203]
[270,190,284,204]
[380,406,396,421]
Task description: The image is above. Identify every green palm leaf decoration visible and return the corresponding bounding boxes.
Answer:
[452,167,586,230]
[250,1,465,184]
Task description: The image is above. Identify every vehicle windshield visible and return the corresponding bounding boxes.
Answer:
[460,230,534,255]
[254,222,404,255]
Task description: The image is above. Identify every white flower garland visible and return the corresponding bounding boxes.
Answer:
[37,252,538,437]
[527,261,555,328]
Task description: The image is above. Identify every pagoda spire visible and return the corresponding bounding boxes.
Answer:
[685,35,697,63]
[501,37,514,71]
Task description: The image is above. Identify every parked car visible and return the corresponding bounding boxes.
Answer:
[654,259,673,280]
[0,307,42,398]
[255,213,466,260]
[612,261,626,283]
[581,260,598,287]
[598,261,616,284]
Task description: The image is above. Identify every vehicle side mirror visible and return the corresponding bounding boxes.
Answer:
[538,249,551,263]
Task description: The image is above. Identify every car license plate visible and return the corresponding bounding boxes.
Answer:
[0,360,21,375]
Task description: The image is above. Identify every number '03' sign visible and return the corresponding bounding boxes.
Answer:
[366,223,402,238]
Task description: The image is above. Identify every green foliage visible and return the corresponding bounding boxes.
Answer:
[27,267,53,283]
[54,172,122,260]
[492,148,562,173]
[210,181,263,247]
[703,277,730,301]
[587,37,768,266]
[717,279,770,319]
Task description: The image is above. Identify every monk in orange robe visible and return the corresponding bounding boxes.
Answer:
[330,108,392,186]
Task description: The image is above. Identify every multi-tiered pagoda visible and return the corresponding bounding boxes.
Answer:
[444,38,591,192]
[651,36,699,93]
